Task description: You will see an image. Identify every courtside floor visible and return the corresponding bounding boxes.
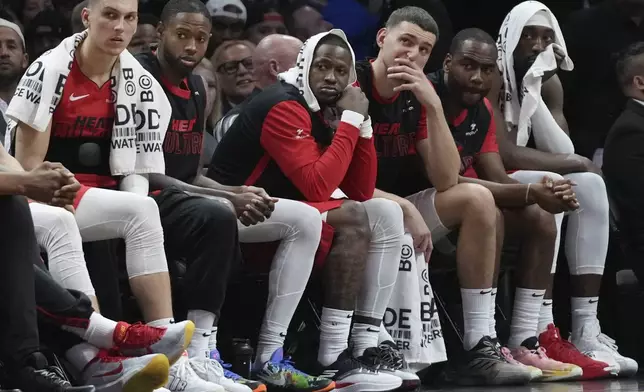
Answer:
[422,377,644,391]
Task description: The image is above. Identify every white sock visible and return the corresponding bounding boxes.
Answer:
[537,299,554,335]
[84,313,118,349]
[489,288,498,339]
[254,320,287,367]
[60,312,117,349]
[461,288,492,350]
[208,326,218,351]
[351,322,379,357]
[318,308,352,366]
[148,318,174,328]
[65,343,100,374]
[187,310,216,359]
[507,288,545,348]
[378,322,394,344]
[571,296,599,342]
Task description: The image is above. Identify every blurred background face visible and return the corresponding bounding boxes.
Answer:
[26,9,69,59]
[0,26,27,87]
[129,17,159,54]
[290,6,332,42]
[194,58,218,124]
[211,15,244,49]
[159,12,211,77]
[245,11,287,45]
[84,0,138,56]
[214,42,255,102]
[22,0,48,26]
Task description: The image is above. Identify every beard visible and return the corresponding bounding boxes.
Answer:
[162,49,195,77]
[0,67,22,90]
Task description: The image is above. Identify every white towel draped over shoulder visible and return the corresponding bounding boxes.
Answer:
[5,31,171,175]
[496,1,575,153]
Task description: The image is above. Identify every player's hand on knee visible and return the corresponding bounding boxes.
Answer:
[402,204,433,263]
[537,177,579,212]
[231,192,268,225]
[241,185,278,213]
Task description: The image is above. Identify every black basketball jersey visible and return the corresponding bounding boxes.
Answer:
[428,70,496,177]
[136,52,206,184]
[355,60,431,197]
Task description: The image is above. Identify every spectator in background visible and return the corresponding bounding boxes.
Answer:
[205,0,247,57]
[70,0,87,33]
[212,40,256,115]
[210,34,302,151]
[284,1,332,42]
[563,0,644,163]
[0,19,27,147]
[244,5,288,45]
[194,58,221,132]
[25,9,70,61]
[604,42,644,290]
[19,0,49,27]
[128,13,159,54]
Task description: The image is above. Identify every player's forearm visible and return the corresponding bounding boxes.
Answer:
[373,188,414,212]
[458,176,534,208]
[149,173,235,199]
[193,174,242,194]
[500,142,583,174]
[424,105,460,191]
[0,148,24,172]
[0,172,28,195]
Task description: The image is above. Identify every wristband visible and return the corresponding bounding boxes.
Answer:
[359,116,373,139]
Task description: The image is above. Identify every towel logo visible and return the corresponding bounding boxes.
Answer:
[139,75,152,90]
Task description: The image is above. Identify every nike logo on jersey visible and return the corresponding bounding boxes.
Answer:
[69,93,89,102]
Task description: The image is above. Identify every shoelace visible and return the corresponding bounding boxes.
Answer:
[274,356,312,378]
[499,347,515,362]
[35,367,72,387]
[597,333,619,352]
[118,322,164,347]
[377,344,404,369]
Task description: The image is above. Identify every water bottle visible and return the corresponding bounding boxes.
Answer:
[231,338,254,379]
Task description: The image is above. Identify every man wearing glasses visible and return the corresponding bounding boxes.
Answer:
[212,40,257,115]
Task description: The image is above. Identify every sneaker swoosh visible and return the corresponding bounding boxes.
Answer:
[532,293,544,297]
[588,299,599,304]
[480,290,492,295]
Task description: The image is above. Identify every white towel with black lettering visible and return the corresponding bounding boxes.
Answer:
[385,234,447,370]
[496,1,574,152]
[5,30,170,175]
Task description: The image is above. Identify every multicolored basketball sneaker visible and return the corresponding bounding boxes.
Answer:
[253,348,335,392]
[210,350,267,392]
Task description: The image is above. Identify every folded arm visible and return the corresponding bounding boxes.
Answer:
[260,101,363,202]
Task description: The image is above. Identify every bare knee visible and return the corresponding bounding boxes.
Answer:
[456,183,497,230]
[327,200,370,240]
[521,205,557,242]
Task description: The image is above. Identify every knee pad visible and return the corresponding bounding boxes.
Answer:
[362,198,405,237]
[123,196,168,278]
[279,200,323,242]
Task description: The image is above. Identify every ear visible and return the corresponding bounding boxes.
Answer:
[81,7,90,28]
[376,27,387,49]
[268,59,279,77]
[21,53,28,69]
[443,53,452,74]
[635,75,644,90]
[157,21,165,36]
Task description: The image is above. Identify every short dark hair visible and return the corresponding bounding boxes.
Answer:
[385,6,439,38]
[71,0,88,33]
[160,0,210,26]
[616,42,644,89]
[449,28,496,54]
[138,13,159,27]
[316,34,350,53]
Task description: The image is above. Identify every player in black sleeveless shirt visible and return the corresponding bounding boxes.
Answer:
[431,28,585,381]
[135,1,273,391]
[357,7,534,385]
